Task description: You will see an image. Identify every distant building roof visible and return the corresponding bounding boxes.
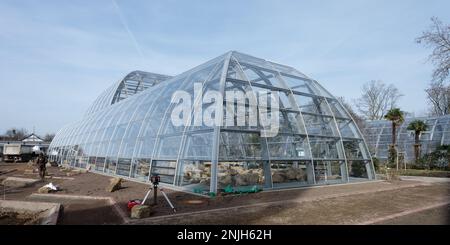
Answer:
[21,133,44,143]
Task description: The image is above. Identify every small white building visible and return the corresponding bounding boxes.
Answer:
[21,133,44,143]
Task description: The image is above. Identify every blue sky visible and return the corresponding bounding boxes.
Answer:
[0,0,449,135]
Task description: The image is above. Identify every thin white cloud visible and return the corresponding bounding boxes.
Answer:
[111,0,146,66]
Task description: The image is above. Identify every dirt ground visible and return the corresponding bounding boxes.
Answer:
[0,211,42,225]
[1,162,449,225]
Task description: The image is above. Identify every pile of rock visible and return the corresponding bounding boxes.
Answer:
[136,164,150,177]
[218,168,263,187]
[271,167,306,183]
[183,164,211,185]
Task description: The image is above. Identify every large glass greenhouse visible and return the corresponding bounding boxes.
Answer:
[48,51,376,195]
[363,115,450,162]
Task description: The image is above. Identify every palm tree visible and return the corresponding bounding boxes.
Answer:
[407,120,428,163]
[384,108,405,169]
[384,108,405,146]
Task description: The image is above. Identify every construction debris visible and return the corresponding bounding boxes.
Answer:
[38,183,60,194]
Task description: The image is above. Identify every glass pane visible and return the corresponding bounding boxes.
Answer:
[184,132,213,159]
[309,137,341,159]
[131,158,151,181]
[117,158,131,176]
[95,157,105,172]
[302,114,338,136]
[105,157,117,174]
[314,160,344,184]
[176,160,211,194]
[348,160,369,180]
[267,135,310,159]
[151,160,176,184]
[343,140,368,160]
[157,136,182,158]
[271,161,309,188]
[217,161,265,191]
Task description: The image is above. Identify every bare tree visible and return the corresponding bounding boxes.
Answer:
[4,128,29,141]
[416,17,450,83]
[354,80,403,120]
[425,81,450,116]
[337,96,365,130]
[44,133,55,142]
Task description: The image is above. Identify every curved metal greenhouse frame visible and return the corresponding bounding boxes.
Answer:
[49,51,376,195]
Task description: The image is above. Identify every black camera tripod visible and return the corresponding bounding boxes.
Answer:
[141,175,176,213]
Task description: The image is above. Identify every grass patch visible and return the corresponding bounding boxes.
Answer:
[377,168,450,178]
[398,169,450,178]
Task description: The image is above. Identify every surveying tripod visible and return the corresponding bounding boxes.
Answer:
[142,175,176,213]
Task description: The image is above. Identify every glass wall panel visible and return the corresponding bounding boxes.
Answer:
[271,161,309,188]
[295,95,332,116]
[267,135,310,159]
[343,140,368,160]
[88,156,96,170]
[151,160,176,184]
[219,132,246,160]
[156,136,182,159]
[282,75,312,94]
[135,137,156,158]
[302,114,338,136]
[118,121,142,158]
[217,161,265,191]
[309,137,341,159]
[348,160,369,179]
[130,158,151,181]
[105,157,117,174]
[117,158,131,176]
[314,160,343,184]
[184,132,213,159]
[337,119,359,138]
[176,160,211,193]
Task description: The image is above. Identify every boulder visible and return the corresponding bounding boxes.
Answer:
[228,168,238,176]
[199,178,210,185]
[298,169,307,181]
[131,205,151,219]
[243,172,260,185]
[272,172,287,183]
[285,169,297,180]
[234,175,247,186]
[236,167,247,175]
[218,175,232,186]
[106,177,122,192]
[189,177,201,184]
